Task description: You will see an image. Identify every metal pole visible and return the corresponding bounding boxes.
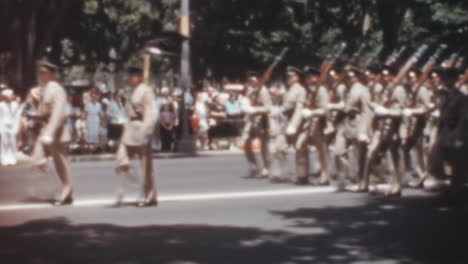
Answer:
[176,0,195,153]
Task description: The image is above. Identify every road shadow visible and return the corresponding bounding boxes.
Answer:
[0,194,467,263]
[272,193,468,264]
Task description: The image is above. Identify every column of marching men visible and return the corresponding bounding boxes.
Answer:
[241,46,468,198]
[1,46,468,207]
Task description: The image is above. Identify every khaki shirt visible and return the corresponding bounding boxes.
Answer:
[38,81,70,143]
[121,83,157,146]
[242,86,273,136]
[306,85,329,135]
[405,85,434,138]
[386,85,407,138]
[283,83,307,131]
[344,82,372,139]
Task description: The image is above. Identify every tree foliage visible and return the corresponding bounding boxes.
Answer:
[1,0,467,94]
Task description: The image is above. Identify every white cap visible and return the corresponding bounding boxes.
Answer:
[2,89,14,97]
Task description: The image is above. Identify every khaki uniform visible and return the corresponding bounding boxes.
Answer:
[334,82,372,183]
[428,88,468,192]
[296,85,330,183]
[32,81,72,187]
[362,85,407,191]
[241,86,273,175]
[116,83,157,199]
[271,83,307,180]
[401,85,434,183]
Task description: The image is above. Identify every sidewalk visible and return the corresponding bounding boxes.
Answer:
[69,149,244,163]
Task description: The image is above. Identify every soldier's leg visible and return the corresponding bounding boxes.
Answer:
[409,138,427,188]
[259,133,271,177]
[449,156,467,194]
[138,144,157,206]
[360,134,384,192]
[334,130,349,181]
[355,141,368,189]
[115,143,131,205]
[244,136,259,177]
[295,131,309,184]
[314,136,331,185]
[271,133,288,182]
[388,140,403,196]
[50,143,73,204]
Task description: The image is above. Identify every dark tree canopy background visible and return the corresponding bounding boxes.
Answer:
[0,0,467,94]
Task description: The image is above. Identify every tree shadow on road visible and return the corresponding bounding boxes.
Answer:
[271,193,468,264]
[0,193,467,264]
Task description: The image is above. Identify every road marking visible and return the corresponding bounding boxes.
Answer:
[0,186,342,211]
[0,184,398,212]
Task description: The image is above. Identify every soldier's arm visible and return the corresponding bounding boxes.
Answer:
[248,87,273,115]
[304,86,329,117]
[42,84,67,141]
[359,87,373,138]
[288,88,306,131]
[142,88,157,137]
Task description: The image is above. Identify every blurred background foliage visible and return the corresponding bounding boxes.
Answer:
[1,0,467,93]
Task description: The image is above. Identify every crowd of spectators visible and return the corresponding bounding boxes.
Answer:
[0,81,291,164]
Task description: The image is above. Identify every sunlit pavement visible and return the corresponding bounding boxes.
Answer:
[0,155,467,264]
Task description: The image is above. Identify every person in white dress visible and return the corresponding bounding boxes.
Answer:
[0,89,23,166]
[84,94,103,151]
[194,92,210,150]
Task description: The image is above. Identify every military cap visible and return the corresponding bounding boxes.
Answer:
[382,65,398,76]
[127,65,143,75]
[286,66,303,76]
[434,67,462,80]
[408,67,421,76]
[246,71,259,81]
[1,89,14,97]
[303,66,320,76]
[37,60,58,73]
[346,66,363,77]
[366,64,382,74]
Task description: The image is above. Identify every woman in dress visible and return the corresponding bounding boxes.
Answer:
[84,93,103,153]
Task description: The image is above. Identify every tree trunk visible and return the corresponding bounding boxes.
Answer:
[376,0,407,59]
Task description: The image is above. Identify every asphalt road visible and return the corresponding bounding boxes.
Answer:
[0,155,467,264]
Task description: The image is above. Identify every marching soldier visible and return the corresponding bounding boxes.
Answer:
[325,68,350,180]
[331,67,372,188]
[115,66,158,207]
[299,67,331,185]
[271,66,307,183]
[427,68,468,195]
[401,69,435,188]
[241,71,273,178]
[31,60,74,205]
[361,66,407,195]
[364,65,388,182]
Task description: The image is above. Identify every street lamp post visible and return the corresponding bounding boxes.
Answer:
[176,0,196,153]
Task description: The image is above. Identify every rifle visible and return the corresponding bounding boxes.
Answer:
[251,47,289,105]
[381,44,429,107]
[329,42,367,103]
[442,51,460,68]
[307,43,346,109]
[408,44,447,107]
[385,46,407,67]
[318,42,347,88]
[455,55,465,69]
